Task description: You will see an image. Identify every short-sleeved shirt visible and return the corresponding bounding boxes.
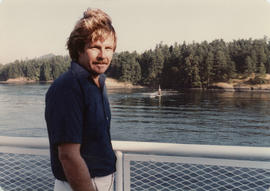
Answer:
[45,61,116,180]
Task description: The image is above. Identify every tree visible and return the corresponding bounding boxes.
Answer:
[112,52,142,84]
[191,56,202,88]
[25,63,37,80]
[138,50,154,85]
[40,63,52,81]
[7,63,23,78]
[203,51,214,87]
[160,43,181,88]
[146,48,164,87]
[258,62,266,75]
[257,44,267,65]
[266,55,270,73]
[244,56,254,75]
[214,50,228,81]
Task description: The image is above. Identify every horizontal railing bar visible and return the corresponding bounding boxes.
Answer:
[124,154,270,169]
[1,136,270,160]
[0,146,49,156]
[0,136,49,149]
[112,141,270,161]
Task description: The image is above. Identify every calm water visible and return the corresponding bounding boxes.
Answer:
[0,83,269,147]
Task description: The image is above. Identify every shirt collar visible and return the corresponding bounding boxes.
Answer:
[70,61,106,88]
[70,61,90,79]
[99,73,106,89]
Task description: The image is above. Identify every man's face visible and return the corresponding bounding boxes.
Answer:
[78,34,115,76]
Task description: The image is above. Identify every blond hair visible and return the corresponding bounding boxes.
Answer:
[67,8,117,61]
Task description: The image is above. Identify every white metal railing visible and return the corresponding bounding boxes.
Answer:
[0,136,270,190]
[112,141,270,191]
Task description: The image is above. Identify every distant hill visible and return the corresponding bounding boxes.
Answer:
[37,53,56,60]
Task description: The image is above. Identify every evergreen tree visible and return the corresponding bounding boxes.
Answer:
[214,50,228,81]
[40,63,52,81]
[244,56,254,75]
[250,49,258,69]
[113,51,142,84]
[138,50,154,85]
[266,55,270,73]
[147,47,164,87]
[258,62,266,75]
[191,56,202,88]
[203,51,214,87]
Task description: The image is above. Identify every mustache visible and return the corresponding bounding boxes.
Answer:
[93,61,108,65]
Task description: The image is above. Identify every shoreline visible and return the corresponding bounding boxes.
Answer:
[0,77,37,84]
[105,78,144,89]
[208,82,270,92]
[0,77,144,89]
[209,74,270,92]
[1,76,270,92]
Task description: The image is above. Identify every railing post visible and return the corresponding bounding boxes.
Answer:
[115,151,123,191]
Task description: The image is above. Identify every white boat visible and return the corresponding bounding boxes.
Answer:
[158,85,162,96]
[150,85,162,98]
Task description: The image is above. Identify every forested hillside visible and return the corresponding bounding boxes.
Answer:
[109,38,270,88]
[1,38,270,89]
[0,55,70,81]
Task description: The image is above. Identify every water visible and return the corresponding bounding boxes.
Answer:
[0,83,269,147]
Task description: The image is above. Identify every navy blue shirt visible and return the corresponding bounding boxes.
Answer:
[45,62,116,180]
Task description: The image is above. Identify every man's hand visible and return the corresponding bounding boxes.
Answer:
[58,143,96,191]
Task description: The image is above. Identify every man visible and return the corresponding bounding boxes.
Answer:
[45,8,117,191]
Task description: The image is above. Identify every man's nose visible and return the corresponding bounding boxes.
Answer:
[97,49,105,60]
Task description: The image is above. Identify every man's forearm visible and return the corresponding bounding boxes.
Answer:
[58,143,96,191]
[60,154,95,191]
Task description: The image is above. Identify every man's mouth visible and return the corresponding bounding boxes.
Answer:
[93,62,107,65]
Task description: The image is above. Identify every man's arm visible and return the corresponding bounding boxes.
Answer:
[58,143,96,191]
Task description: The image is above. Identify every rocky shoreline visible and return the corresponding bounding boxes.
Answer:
[208,83,270,92]
[0,77,144,89]
[0,77,36,83]
[105,78,144,89]
[209,74,270,92]
[1,75,270,92]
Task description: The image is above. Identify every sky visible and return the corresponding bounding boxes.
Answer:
[0,0,270,64]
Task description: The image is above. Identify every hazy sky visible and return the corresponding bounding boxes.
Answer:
[0,0,270,64]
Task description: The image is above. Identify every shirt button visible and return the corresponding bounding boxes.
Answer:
[106,116,109,120]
